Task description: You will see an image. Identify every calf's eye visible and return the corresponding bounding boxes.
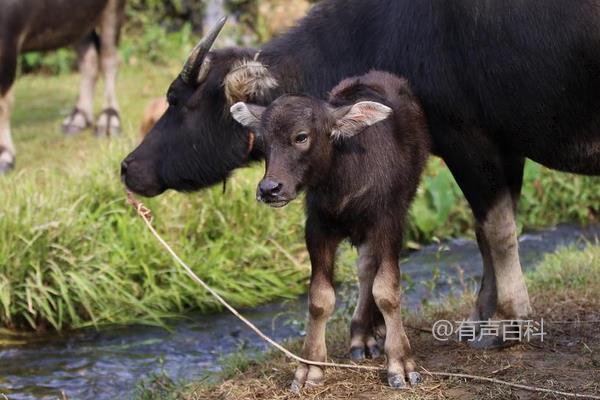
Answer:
[294,132,309,145]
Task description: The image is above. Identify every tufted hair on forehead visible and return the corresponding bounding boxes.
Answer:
[223,59,279,105]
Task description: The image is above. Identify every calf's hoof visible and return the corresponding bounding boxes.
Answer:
[351,343,382,361]
[350,331,383,361]
[408,371,423,386]
[62,108,91,135]
[350,347,365,362]
[368,344,382,359]
[387,371,422,389]
[95,108,121,137]
[388,373,407,389]
[290,363,324,393]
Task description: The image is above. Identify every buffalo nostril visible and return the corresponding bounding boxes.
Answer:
[259,179,283,197]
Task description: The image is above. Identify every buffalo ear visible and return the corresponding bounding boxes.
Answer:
[230,102,265,131]
[224,60,279,105]
[331,101,392,140]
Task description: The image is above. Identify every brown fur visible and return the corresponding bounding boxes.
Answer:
[236,71,431,389]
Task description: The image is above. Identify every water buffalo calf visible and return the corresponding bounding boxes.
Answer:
[0,0,125,173]
[231,71,431,390]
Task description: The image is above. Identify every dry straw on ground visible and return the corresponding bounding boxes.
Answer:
[186,273,600,400]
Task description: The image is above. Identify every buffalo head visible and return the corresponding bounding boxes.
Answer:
[121,17,279,197]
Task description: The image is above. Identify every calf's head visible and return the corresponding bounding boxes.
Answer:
[121,18,279,197]
[230,95,392,207]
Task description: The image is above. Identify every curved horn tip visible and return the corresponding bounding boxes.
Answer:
[181,16,228,84]
[205,15,228,41]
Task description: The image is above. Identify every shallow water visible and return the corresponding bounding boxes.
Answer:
[1,224,598,400]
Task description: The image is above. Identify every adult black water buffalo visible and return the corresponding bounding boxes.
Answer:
[122,0,600,386]
[0,0,125,173]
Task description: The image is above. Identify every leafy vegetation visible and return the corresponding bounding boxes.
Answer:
[410,159,599,243]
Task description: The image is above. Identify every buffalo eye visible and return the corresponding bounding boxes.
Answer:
[293,132,309,145]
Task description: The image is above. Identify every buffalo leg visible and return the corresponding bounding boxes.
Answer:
[0,40,18,173]
[62,34,99,135]
[95,0,124,137]
[441,128,531,347]
[372,247,420,389]
[0,88,15,173]
[350,244,385,361]
[291,217,341,392]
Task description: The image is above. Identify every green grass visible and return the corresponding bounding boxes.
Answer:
[0,63,598,332]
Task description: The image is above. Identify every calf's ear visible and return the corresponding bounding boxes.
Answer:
[331,101,392,140]
[230,102,265,132]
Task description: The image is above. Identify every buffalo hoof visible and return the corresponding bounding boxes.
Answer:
[387,373,408,389]
[290,363,324,393]
[0,149,15,174]
[350,347,365,362]
[368,344,382,359]
[467,332,521,349]
[95,108,121,137]
[408,371,423,386]
[350,332,384,361]
[351,342,382,361]
[62,108,91,135]
[462,318,526,349]
[0,159,14,174]
[388,371,422,389]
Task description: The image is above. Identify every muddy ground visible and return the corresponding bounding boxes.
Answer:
[185,266,600,400]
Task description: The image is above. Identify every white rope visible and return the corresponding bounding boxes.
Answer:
[126,191,600,399]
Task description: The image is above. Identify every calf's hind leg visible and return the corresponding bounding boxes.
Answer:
[95,0,124,137]
[372,247,420,389]
[291,218,341,392]
[350,244,385,361]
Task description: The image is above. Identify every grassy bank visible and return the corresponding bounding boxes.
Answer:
[0,63,599,332]
[148,244,600,400]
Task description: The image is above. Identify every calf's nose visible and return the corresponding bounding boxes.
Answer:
[258,179,283,199]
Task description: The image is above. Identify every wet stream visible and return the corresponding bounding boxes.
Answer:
[1,224,598,400]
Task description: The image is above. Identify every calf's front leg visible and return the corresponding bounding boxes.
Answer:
[372,252,421,389]
[291,218,341,392]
